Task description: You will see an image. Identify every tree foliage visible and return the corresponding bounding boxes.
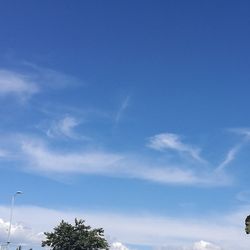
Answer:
[42,218,109,250]
[245,215,250,234]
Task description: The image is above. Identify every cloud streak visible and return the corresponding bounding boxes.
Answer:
[0,64,81,103]
[21,61,81,89]
[1,129,248,187]
[148,133,205,163]
[216,144,241,172]
[21,139,123,174]
[0,70,39,100]
[46,115,81,139]
[114,96,130,124]
[18,137,229,186]
[216,128,250,172]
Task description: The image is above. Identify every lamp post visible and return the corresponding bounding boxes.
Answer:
[6,191,23,249]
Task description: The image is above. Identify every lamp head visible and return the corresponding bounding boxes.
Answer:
[15,191,23,195]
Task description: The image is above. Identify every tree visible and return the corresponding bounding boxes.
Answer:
[42,218,109,250]
[245,215,250,234]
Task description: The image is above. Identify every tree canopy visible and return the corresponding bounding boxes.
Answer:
[245,215,250,234]
[42,218,109,250]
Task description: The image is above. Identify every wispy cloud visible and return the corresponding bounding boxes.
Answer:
[229,128,250,138]
[114,95,130,124]
[215,128,250,172]
[0,63,81,103]
[21,61,81,89]
[18,137,229,186]
[216,144,242,172]
[1,129,248,187]
[0,69,39,100]
[148,133,205,163]
[21,139,123,174]
[46,115,81,139]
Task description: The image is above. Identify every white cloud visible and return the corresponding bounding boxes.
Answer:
[216,128,250,172]
[21,139,123,174]
[0,205,248,250]
[0,70,39,100]
[193,241,221,250]
[0,218,43,246]
[111,242,129,250]
[19,138,228,186]
[22,61,80,89]
[59,116,79,137]
[115,95,130,124]
[229,128,250,138]
[216,145,241,172]
[130,165,223,186]
[148,133,204,162]
[0,64,80,103]
[46,115,80,139]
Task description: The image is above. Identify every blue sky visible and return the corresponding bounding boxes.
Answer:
[0,1,250,249]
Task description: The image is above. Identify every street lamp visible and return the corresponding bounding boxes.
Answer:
[6,191,23,249]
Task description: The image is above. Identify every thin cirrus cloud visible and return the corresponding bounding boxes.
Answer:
[215,128,250,172]
[216,144,241,172]
[0,69,39,100]
[21,61,81,89]
[2,129,245,186]
[0,64,81,102]
[229,128,250,138]
[148,133,205,163]
[19,137,229,186]
[148,131,250,173]
[114,95,130,124]
[0,205,247,250]
[21,139,123,174]
[46,115,81,139]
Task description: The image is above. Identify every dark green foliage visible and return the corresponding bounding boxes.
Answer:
[42,218,109,250]
[245,215,250,234]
